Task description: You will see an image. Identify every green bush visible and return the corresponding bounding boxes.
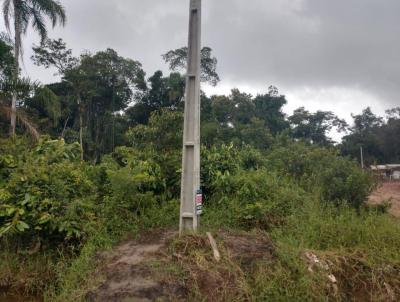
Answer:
[126,109,183,152]
[95,146,168,234]
[0,140,96,244]
[317,158,374,208]
[201,143,239,196]
[207,169,308,229]
[0,154,17,185]
[266,142,375,208]
[100,146,165,200]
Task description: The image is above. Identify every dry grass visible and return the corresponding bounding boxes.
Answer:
[0,103,40,140]
[153,230,275,302]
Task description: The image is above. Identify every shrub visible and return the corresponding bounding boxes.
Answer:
[97,146,167,233]
[0,140,96,244]
[266,142,375,208]
[126,109,183,152]
[317,158,374,208]
[0,154,17,185]
[208,169,308,229]
[201,143,240,196]
[101,146,165,200]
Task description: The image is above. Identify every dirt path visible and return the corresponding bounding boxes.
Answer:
[369,182,400,217]
[86,230,176,302]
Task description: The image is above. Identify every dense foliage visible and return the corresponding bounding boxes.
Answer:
[0,139,95,242]
[341,107,400,164]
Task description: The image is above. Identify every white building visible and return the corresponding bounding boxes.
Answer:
[371,164,400,180]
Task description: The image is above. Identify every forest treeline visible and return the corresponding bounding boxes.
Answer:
[1,35,399,165]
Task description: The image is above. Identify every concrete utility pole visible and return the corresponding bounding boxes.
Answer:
[180,0,202,233]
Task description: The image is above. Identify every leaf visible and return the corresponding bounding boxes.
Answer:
[6,206,16,216]
[22,193,31,205]
[38,213,51,224]
[0,223,13,237]
[16,221,30,232]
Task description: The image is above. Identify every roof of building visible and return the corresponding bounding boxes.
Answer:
[371,164,400,170]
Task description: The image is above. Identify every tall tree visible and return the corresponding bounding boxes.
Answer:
[289,107,348,145]
[162,46,220,86]
[32,38,77,74]
[32,38,85,158]
[127,71,185,125]
[341,107,400,164]
[34,42,146,161]
[77,49,146,162]
[351,107,383,134]
[253,86,289,135]
[2,0,66,135]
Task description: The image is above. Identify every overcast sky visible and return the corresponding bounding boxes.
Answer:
[2,0,399,138]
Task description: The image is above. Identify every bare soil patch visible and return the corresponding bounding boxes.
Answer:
[86,230,275,302]
[86,230,176,302]
[369,182,400,217]
[222,231,275,268]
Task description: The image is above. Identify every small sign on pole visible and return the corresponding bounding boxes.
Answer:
[196,189,203,215]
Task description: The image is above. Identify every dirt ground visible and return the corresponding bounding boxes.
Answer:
[86,230,176,302]
[369,181,400,217]
[85,230,275,302]
[84,226,399,302]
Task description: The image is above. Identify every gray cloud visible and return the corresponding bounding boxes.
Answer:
[205,0,400,105]
[2,0,399,115]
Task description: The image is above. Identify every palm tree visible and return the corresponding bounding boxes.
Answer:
[0,77,40,139]
[2,0,66,135]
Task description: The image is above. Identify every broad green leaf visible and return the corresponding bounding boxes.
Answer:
[16,221,30,232]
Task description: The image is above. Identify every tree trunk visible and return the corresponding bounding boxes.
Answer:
[77,94,84,161]
[10,8,21,136]
[93,107,101,164]
[60,115,70,139]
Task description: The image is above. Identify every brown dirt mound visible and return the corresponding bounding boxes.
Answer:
[369,182,400,217]
[157,230,275,302]
[223,232,275,268]
[86,230,176,302]
[86,229,275,302]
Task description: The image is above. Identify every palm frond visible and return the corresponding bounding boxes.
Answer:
[16,108,40,140]
[19,1,32,34]
[2,0,11,32]
[3,0,66,59]
[11,0,32,60]
[30,0,66,27]
[0,77,39,93]
[29,6,47,42]
[0,102,40,140]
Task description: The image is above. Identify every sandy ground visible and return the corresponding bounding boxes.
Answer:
[369,182,400,217]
